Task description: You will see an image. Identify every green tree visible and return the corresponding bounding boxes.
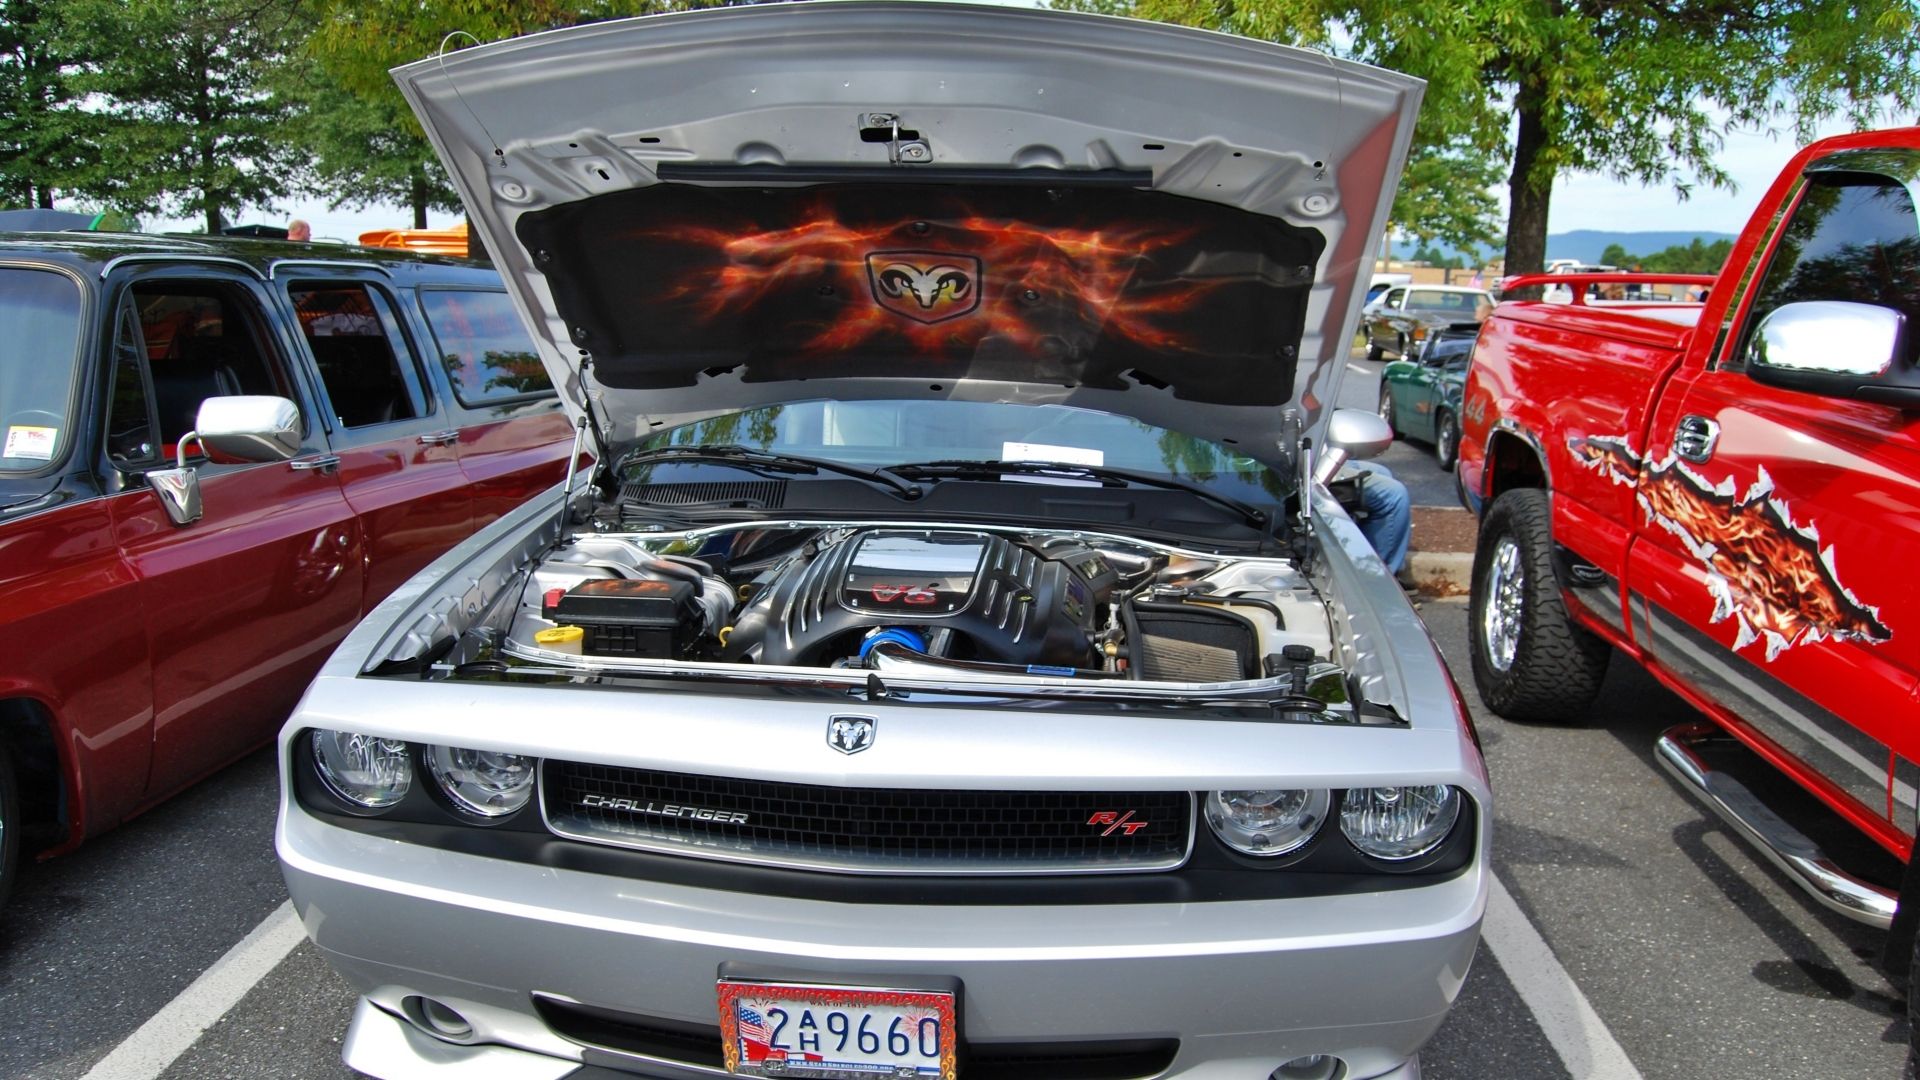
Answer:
[56,0,306,232]
[1057,0,1920,281]
[1598,243,1632,267]
[0,0,89,208]
[272,61,461,229]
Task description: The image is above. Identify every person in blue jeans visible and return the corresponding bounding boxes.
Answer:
[1349,459,1412,582]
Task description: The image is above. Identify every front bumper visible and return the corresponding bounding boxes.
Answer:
[282,804,1484,1080]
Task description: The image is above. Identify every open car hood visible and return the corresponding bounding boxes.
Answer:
[394,2,1421,466]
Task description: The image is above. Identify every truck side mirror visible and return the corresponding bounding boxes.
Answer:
[1746,301,1918,407]
[145,396,303,527]
[194,395,302,463]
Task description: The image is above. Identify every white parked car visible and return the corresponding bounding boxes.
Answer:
[275,6,1490,1080]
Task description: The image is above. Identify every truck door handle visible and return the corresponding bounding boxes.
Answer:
[1675,415,1720,463]
[417,429,460,447]
[289,454,341,473]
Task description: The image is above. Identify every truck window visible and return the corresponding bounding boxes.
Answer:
[0,268,83,472]
[1739,171,1920,369]
[1383,288,1406,309]
[110,281,297,464]
[417,289,553,406]
[290,283,429,428]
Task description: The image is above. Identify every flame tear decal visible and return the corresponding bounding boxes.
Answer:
[639,212,1226,356]
[1568,435,1891,661]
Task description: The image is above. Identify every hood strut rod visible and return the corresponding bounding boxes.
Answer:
[556,415,588,538]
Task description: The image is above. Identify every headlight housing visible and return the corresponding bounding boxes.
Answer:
[1340,785,1461,861]
[425,745,536,818]
[1204,788,1330,857]
[310,729,412,809]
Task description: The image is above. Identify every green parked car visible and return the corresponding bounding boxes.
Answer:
[1377,321,1480,470]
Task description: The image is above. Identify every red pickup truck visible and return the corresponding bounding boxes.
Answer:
[1458,128,1920,961]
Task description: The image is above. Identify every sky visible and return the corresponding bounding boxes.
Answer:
[168,113,1903,246]
[1540,113,1883,235]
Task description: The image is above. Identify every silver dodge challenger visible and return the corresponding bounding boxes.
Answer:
[275,6,1489,1079]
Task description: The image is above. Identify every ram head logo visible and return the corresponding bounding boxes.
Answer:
[866,252,982,324]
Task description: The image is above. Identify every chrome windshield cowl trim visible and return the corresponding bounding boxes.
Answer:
[1656,723,1896,929]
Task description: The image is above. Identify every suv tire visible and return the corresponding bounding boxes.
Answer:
[1469,488,1610,719]
[0,749,18,913]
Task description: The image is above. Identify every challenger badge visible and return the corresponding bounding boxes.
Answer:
[827,714,876,755]
[866,252,981,324]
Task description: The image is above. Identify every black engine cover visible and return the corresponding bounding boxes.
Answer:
[723,529,1097,668]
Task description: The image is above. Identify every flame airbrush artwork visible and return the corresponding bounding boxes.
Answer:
[1569,435,1891,661]
[638,210,1227,353]
[517,183,1324,401]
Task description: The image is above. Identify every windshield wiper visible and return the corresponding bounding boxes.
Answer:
[622,445,923,499]
[891,459,1270,529]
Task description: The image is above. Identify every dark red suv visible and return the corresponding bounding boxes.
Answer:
[0,233,574,905]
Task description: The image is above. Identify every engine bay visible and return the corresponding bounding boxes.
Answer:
[488,521,1356,708]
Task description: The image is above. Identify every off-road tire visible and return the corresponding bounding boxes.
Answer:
[1469,488,1610,720]
[1435,410,1460,470]
[1378,384,1396,434]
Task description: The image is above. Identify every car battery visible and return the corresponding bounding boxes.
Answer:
[545,576,699,659]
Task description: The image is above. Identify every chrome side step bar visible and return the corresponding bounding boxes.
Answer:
[1656,723,1898,929]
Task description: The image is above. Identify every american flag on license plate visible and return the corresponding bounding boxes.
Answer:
[738,1005,773,1048]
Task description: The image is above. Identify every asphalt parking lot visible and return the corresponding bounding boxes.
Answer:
[3,592,1909,1080]
[1,351,1906,1080]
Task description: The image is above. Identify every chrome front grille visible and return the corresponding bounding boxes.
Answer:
[541,761,1194,875]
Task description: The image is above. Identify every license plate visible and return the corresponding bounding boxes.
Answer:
[717,980,958,1079]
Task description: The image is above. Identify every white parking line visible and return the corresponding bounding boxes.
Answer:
[1483,873,1644,1079]
[80,900,305,1080]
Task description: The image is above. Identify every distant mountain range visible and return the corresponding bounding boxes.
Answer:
[1393,229,1739,266]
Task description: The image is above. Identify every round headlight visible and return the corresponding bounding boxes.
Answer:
[1205,788,1330,857]
[426,745,536,818]
[310,729,412,809]
[1340,786,1461,861]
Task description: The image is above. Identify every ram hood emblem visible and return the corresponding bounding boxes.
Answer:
[866,252,981,324]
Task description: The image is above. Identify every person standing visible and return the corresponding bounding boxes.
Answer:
[286,219,311,242]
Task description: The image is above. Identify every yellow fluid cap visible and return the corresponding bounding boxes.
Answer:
[535,626,585,646]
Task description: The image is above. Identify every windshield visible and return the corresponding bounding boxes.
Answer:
[638,400,1291,504]
[0,268,85,472]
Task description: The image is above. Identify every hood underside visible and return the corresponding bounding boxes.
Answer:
[394,2,1423,465]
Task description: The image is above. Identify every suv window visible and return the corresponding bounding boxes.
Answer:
[108,281,295,465]
[418,289,552,406]
[291,283,429,428]
[1742,170,1920,368]
[0,268,83,471]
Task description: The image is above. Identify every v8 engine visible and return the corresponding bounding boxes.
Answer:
[722,529,1107,669]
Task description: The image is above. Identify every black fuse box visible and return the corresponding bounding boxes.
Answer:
[549,577,699,658]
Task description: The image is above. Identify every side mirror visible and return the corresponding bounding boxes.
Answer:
[194,395,302,462]
[1747,301,1917,407]
[1312,408,1395,485]
[145,396,302,526]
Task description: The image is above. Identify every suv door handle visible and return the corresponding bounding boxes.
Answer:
[289,454,342,473]
[1675,415,1720,463]
[417,429,460,447]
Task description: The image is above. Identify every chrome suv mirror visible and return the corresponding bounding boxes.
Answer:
[194,395,302,462]
[145,396,302,527]
[1747,301,1917,407]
